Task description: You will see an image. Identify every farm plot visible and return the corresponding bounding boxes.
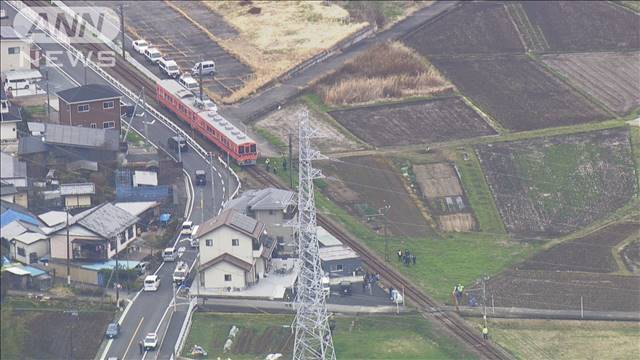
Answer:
[541,52,640,115]
[403,2,525,55]
[430,55,609,131]
[319,156,432,237]
[328,97,496,147]
[476,129,637,236]
[522,1,640,52]
[621,240,640,274]
[255,103,363,154]
[519,222,640,273]
[413,163,475,232]
[90,0,253,99]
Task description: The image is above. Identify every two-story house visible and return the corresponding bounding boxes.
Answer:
[56,84,122,130]
[0,151,28,207]
[196,209,276,290]
[1,26,32,72]
[225,187,296,255]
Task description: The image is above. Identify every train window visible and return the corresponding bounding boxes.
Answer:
[250,144,256,153]
[239,146,245,154]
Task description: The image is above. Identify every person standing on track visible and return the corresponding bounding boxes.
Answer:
[482,325,489,341]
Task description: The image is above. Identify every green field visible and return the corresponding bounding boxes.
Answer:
[468,318,640,360]
[183,313,476,360]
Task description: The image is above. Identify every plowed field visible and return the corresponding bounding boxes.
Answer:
[328,97,496,147]
[404,2,525,55]
[431,55,609,131]
[542,52,640,115]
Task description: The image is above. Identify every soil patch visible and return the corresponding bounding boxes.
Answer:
[520,222,640,273]
[319,156,432,237]
[521,1,640,52]
[413,163,463,198]
[476,129,636,236]
[329,97,496,147]
[621,240,640,274]
[438,213,475,232]
[541,52,640,115]
[403,2,525,55]
[431,55,609,132]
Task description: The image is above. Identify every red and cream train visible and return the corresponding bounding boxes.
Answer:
[156,79,257,165]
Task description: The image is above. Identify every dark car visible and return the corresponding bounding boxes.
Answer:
[106,323,120,339]
[340,281,352,296]
[195,170,206,186]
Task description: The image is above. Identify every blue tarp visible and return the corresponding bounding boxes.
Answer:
[0,209,39,228]
[80,260,140,271]
[22,265,46,277]
[159,213,171,223]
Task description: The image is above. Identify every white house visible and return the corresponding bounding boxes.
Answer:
[10,232,49,265]
[1,26,32,72]
[1,87,22,142]
[196,209,276,290]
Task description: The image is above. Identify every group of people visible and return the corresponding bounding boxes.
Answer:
[397,249,417,266]
[362,272,380,294]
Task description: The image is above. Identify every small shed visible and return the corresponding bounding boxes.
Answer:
[318,245,362,279]
[60,182,95,208]
[133,171,158,187]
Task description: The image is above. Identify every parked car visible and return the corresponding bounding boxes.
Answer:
[340,281,353,296]
[143,275,160,291]
[4,78,30,92]
[158,58,180,78]
[191,60,216,76]
[195,170,206,186]
[143,332,158,351]
[105,322,120,339]
[134,261,148,276]
[132,39,149,54]
[178,75,199,92]
[144,47,162,63]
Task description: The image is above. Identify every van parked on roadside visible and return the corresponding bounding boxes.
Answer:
[178,75,199,92]
[144,47,162,63]
[158,58,180,78]
[191,61,215,76]
[143,275,160,291]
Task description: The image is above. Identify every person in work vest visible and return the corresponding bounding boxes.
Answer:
[482,325,489,340]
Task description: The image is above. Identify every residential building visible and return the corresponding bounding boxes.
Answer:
[56,84,122,130]
[318,245,363,284]
[60,182,95,209]
[225,187,296,254]
[196,209,276,290]
[0,151,28,207]
[47,202,138,262]
[1,201,48,264]
[9,232,49,264]
[1,87,22,142]
[1,26,32,72]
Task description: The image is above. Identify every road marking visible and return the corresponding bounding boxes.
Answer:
[123,316,145,359]
[142,298,175,360]
[99,339,113,360]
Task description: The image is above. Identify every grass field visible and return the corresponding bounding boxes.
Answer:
[468,318,640,360]
[183,313,475,360]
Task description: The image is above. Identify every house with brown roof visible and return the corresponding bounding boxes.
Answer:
[196,209,275,290]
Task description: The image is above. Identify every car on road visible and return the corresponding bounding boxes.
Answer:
[105,322,120,339]
[195,170,206,186]
[181,221,193,235]
[132,39,149,54]
[143,332,158,351]
[158,58,180,78]
[143,275,160,291]
[178,75,199,92]
[144,47,162,64]
[163,246,178,262]
[191,60,216,76]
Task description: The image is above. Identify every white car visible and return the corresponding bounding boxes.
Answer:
[144,47,162,63]
[143,332,158,351]
[132,39,149,55]
[158,58,180,78]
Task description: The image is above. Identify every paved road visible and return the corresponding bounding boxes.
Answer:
[3,4,237,360]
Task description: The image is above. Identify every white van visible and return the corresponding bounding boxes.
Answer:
[158,58,180,78]
[4,79,30,92]
[178,75,199,92]
[191,61,215,76]
[181,221,193,235]
[144,47,162,63]
[144,275,160,291]
[163,247,177,262]
[189,225,200,248]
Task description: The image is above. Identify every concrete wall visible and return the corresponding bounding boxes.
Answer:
[48,261,99,285]
[1,122,18,141]
[1,39,31,72]
[11,239,49,264]
[199,226,254,265]
[202,261,247,289]
[58,98,121,130]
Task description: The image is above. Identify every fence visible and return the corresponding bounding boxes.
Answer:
[10,0,241,203]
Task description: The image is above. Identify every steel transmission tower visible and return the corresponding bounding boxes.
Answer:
[294,110,336,360]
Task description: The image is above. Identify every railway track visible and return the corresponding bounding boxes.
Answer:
[246,167,511,360]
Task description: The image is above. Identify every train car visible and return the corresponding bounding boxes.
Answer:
[156,79,257,165]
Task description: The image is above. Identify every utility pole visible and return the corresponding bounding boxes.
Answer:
[177,135,182,163]
[83,61,87,85]
[482,275,488,328]
[201,188,204,224]
[66,207,71,285]
[198,60,203,103]
[45,69,51,122]
[122,87,144,142]
[119,4,125,59]
[288,131,293,188]
[209,152,215,202]
[226,151,230,201]
[115,233,120,308]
